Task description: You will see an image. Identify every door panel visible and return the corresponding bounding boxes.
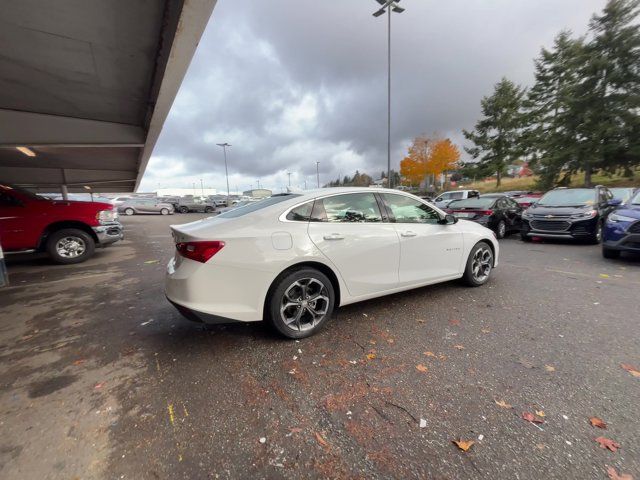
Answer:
[307,193,400,297]
[381,193,464,285]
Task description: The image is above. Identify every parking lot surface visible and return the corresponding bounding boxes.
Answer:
[1,214,639,479]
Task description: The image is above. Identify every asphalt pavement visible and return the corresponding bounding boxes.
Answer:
[0,213,639,480]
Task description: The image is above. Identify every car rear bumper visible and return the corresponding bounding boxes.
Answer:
[93,222,124,246]
[165,255,270,323]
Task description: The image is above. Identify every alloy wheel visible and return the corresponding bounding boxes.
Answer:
[55,236,86,259]
[471,246,493,283]
[280,278,330,332]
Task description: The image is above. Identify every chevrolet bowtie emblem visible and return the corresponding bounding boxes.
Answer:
[545,215,554,218]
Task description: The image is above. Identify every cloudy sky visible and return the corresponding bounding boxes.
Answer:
[139,0,606,194]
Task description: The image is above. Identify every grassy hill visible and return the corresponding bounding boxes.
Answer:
[461,170,640,194]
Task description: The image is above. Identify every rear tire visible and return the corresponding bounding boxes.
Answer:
[602,247,620,259]
[46,228,95,264]
[160,208,169,215]
[462,242,494,287]
[496,220,506,239]
[179,206,189,213]
[205,206,214,213]
[588,220,603,244]
[124,208,134,216]
[267,268,335,339]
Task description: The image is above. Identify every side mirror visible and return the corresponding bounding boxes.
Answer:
[608,198,622,207]
[439,214,458,225]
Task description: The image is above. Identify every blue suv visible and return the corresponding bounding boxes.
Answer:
[602,189,640,259]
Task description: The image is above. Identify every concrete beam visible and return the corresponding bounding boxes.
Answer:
[0,109,145,147]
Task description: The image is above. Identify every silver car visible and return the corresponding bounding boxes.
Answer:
[118,198,174,215]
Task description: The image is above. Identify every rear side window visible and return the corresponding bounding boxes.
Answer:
[286,201,314,221]
[318,193,382,223]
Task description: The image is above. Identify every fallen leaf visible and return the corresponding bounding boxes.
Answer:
[544,365,556,372]
[535,410,546,417]
[315,432,329,447]
[494,399,512,409]
[481,328,491,334]
[595,436,620,452]
[94,382,105,390]
[449,318,461,326]
[288,427,303,434]
[453,345,465,350]
[416,319,426,324]
[621,363,640,378]
[599,273,610,278]
[452,439,475,452]
[536,443,546,451]
[366,353,376,360]
[589,417,607,429]
[73,359,86,366]
[606,466,634,480]
[387,338,395,344]
[415,364,429,373]
[423,351,436,358]
[522,412,544,424]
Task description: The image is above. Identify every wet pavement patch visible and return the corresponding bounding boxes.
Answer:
[27,374,79,398]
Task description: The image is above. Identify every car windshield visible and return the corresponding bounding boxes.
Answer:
[448,197,495,209]
[610,188,633,202]
[630,190,640,205]
[216,194,299,218]
[537,189,595,207]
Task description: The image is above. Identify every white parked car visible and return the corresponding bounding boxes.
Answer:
[433,189,480,209]
[165,188,499,338]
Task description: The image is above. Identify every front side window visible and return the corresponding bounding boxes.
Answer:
[319,193,382,223]
[382,194,440,224]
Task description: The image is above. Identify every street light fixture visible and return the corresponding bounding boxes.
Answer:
[216,142,232,206]
[372,0,405,189]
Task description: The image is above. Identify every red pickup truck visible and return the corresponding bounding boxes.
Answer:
[0,183,123,264]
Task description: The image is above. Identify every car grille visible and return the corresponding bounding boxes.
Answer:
[629,222,640,233]
[530,220,571,232]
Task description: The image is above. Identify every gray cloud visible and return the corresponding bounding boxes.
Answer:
[140,0,605,193]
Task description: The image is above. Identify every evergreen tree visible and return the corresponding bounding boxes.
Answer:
[463,78,526,187]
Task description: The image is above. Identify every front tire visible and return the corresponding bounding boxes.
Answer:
[589,221,603,244]
[267,268,335,339]
[124,208,134,216]
[602,247,620,259]
[179,206,189,213]
[462,242,494,287]
[495,220,506,239]
[46,228,95,264]
[160,208,169,215]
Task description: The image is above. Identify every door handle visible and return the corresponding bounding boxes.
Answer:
[323,234,345,241]
[400,231,417,237]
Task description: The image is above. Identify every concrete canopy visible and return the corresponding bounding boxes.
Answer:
[0,0,217,193]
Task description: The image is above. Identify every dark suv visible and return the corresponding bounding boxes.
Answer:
[520,186,617,243]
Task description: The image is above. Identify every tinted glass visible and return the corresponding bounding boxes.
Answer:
[0,191,22,206]
[321,193,382,223]
[217,194,300,218]
[448,197,495,209]
[382,194,440,224]
[286,201,314,221]
[538,189,596,206]
[630,191,640,205]
[450,192,464,199]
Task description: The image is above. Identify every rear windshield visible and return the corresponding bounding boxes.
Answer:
[216,194,300,218]
[630,190,640,205]
[538,189,595,206]
[448,197,495,209]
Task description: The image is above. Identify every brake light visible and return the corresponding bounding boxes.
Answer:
[176,241,225,263]
[479,210,494,216]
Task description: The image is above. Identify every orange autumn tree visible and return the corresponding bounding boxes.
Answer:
[400,135,430,187]
[426,138,461,179]
[400,135,461,187]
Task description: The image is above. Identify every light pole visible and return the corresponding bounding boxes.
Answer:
[316,161,320,188]
[287,171,292,187]
[372,0,405,189]
[200,178,204,197]
[216,143,232,206]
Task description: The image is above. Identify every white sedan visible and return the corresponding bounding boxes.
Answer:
[165,188,499,338]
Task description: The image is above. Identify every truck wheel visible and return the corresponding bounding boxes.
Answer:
[47,228,95,264]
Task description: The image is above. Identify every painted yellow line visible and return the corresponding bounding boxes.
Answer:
[168,404,175,426]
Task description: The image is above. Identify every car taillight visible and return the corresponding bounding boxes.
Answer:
[176,241,225,263]
[479,210,494,216]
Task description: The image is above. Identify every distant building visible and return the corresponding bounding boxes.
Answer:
[243,188,272,199]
